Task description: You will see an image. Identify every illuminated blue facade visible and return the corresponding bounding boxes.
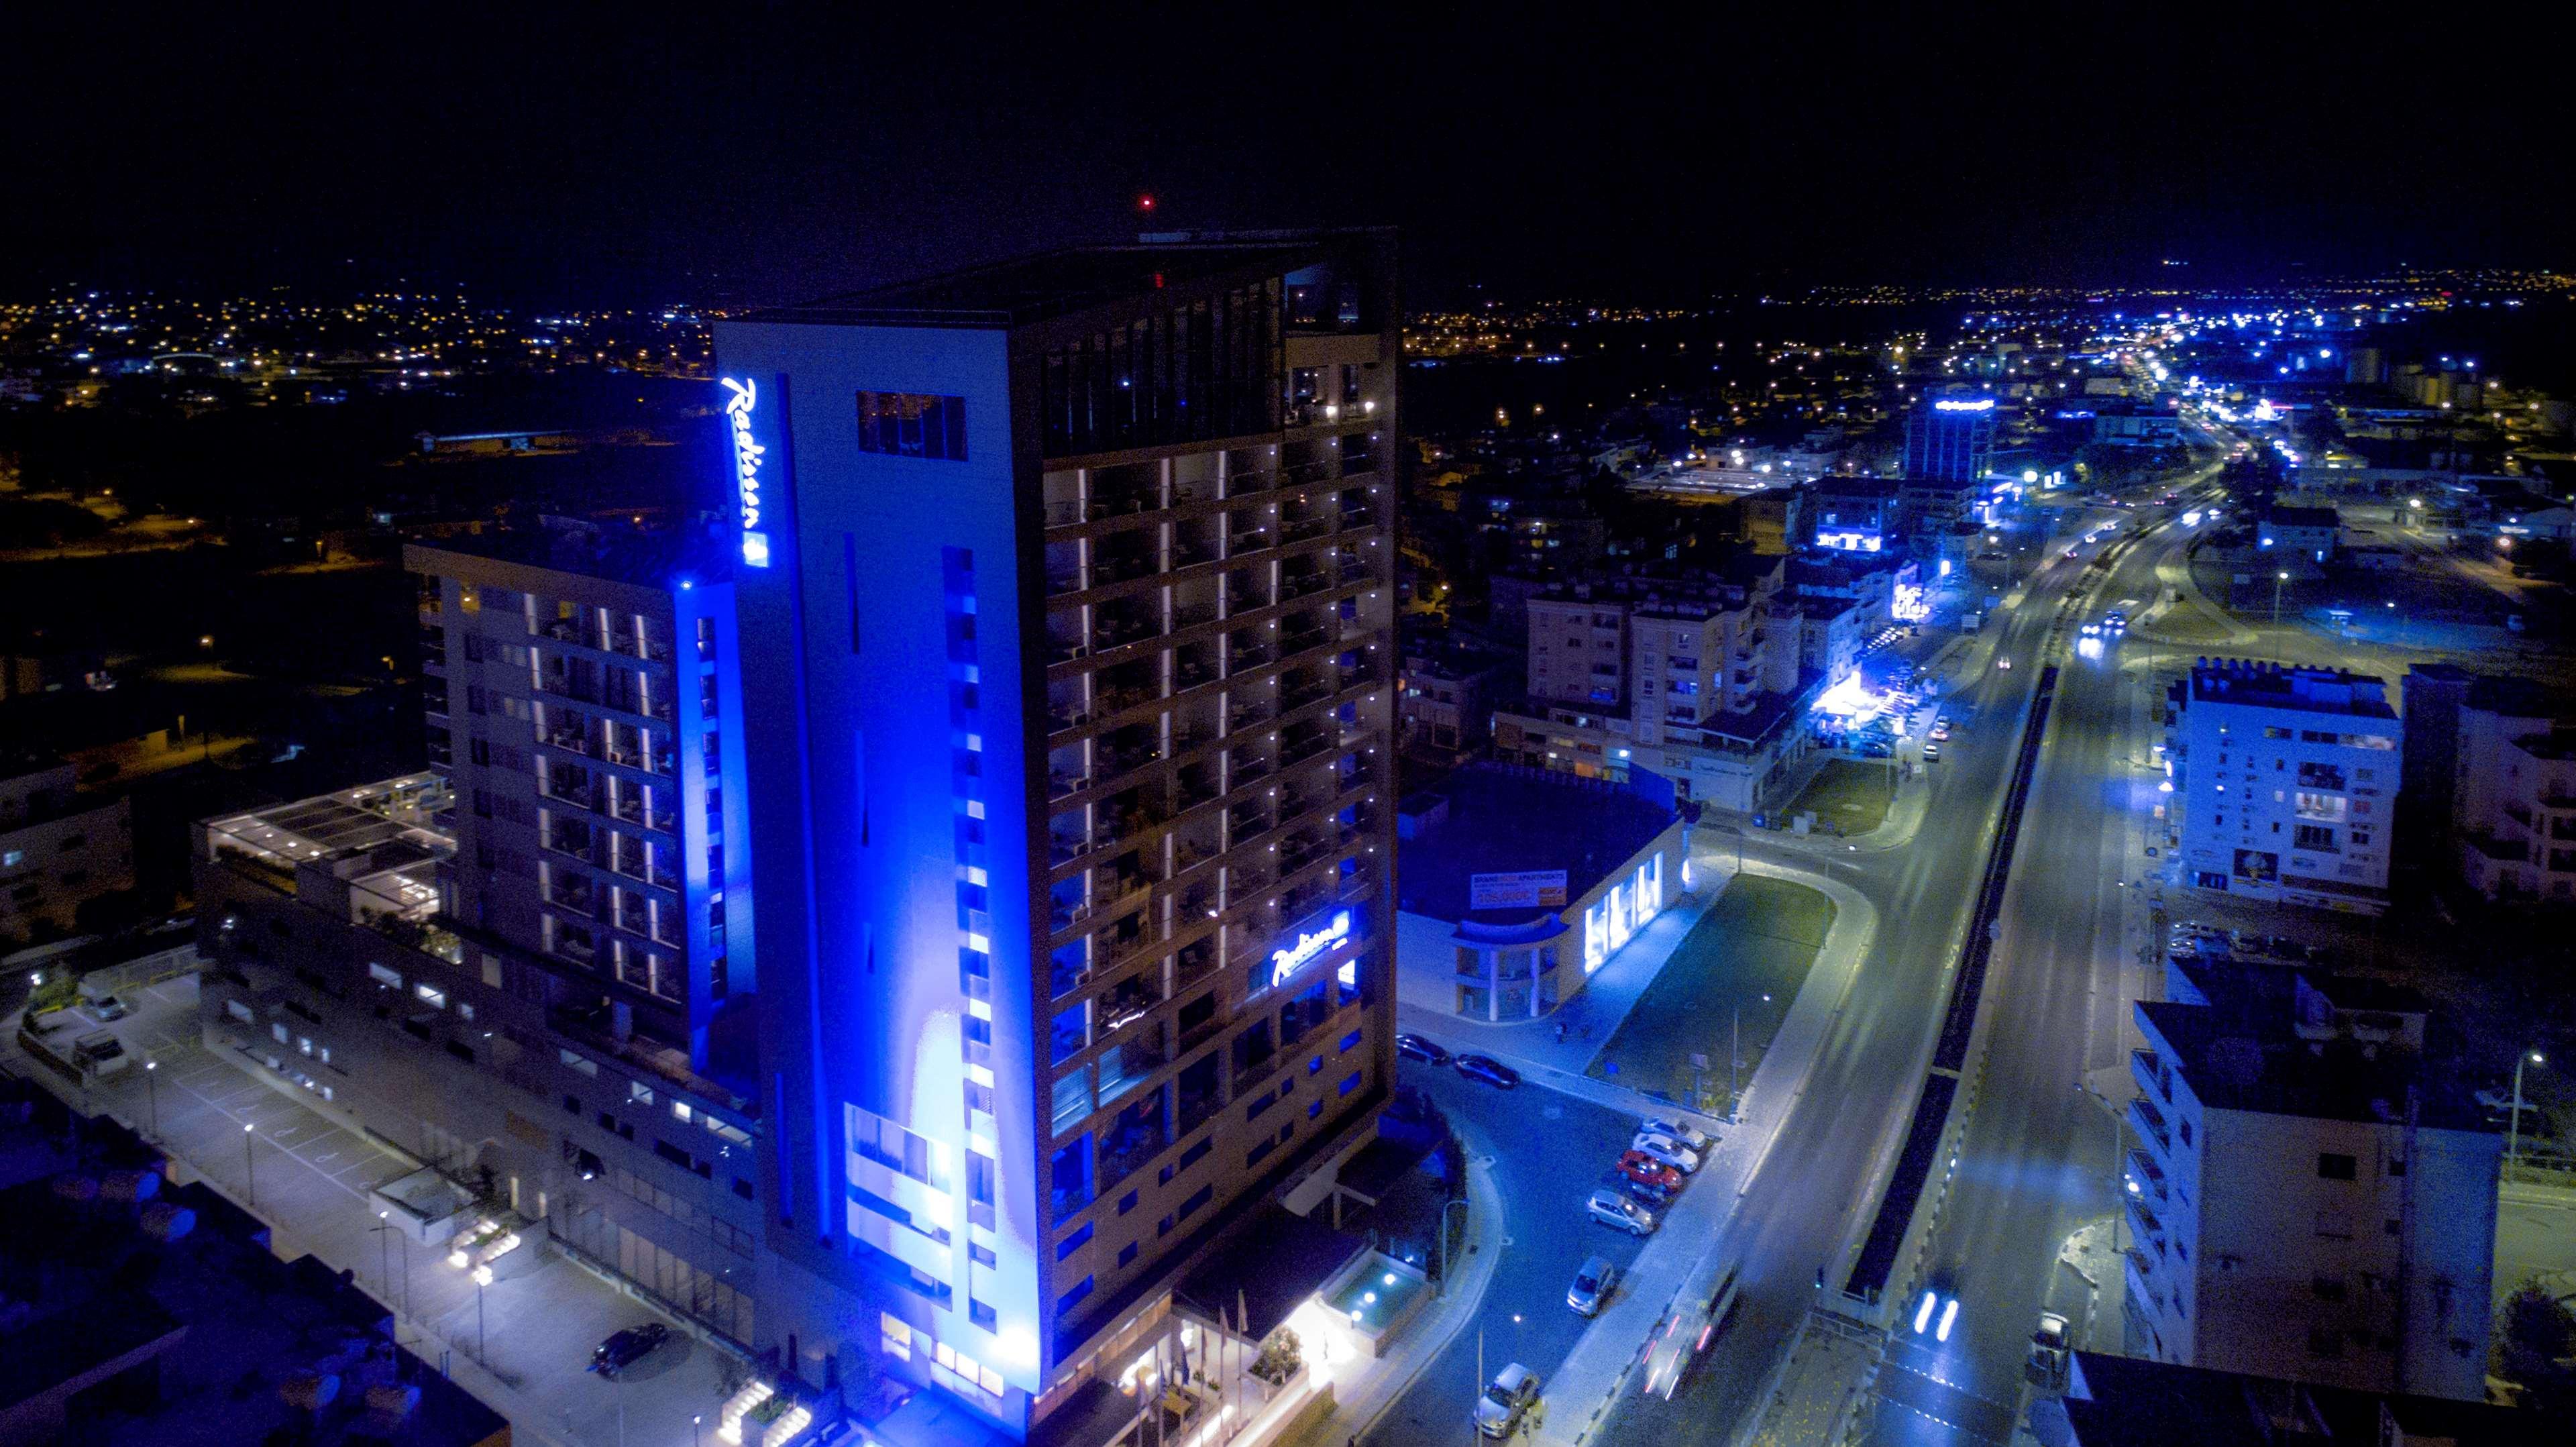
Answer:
[719,234,1402,1439]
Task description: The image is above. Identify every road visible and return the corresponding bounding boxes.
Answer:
[1869,472,2228,1445]
[1357,1059,1655,1446]
[1568,461,2228,1447]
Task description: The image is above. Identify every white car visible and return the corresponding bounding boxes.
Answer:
[1640,1117,1713,1154]
[1587,1188,1656,1236]
[1476,1363,1540,1438]
[1630,1132,1701,1174]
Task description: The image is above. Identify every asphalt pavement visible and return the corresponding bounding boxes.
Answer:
[1358,1060,1655,1446]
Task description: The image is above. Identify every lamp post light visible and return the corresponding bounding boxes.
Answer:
[143,1059,159,1140]
[2271,570,2289,628]
[243,1121,257,1208]
[472,1263,493,1362]
[2509,1051,2546,1165]
[693,1414,704,1447]
[376,1210,391,1299]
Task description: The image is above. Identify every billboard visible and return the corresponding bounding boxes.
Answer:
[1469,870,1569,910]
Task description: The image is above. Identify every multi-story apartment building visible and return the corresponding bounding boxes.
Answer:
[0,755,133,945]
[405,520,755,1059]
[711,231,1400,1438]
[2404,667,2576,903]
[1496,559,1818,810]
[2123,961,2500,1399]
[193,517,769,1350]
[2169,659,2401,914]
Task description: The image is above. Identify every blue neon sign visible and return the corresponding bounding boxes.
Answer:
[722,376,771,568]
[1270,910,1352,988]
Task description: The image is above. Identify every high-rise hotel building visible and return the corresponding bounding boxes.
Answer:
[714,231,1401,1437]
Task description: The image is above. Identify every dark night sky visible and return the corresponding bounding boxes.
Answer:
[9,6,2573,306]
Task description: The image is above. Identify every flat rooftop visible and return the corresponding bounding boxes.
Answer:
[202,774,452,923]
[765,233,1363,328]
[407,515,734,592]
[1397,763,1678,924]
[2137,965,2483,1130]
[2062,1350,2553,1447]
[2188,657,2394,720]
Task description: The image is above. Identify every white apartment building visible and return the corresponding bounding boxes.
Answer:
[2125,962,2500,1400]
[1497,561,1817,811]
[2171,659,2400,914]
[2452,701,2576,904]
[0,755,133,945]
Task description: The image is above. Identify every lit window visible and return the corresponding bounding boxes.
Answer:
[369,963,403,989]
[415,983,447,1009]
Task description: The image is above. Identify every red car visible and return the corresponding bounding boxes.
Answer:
[1617,1150,1683,1193]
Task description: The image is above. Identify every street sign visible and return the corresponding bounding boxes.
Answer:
[1469,870,1568,909]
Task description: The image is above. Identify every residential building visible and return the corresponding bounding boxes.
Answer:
[2124,961,2500,1400]
[0,755,133,946]
[2090,403,2186,449]
[194,516,769,1352]
[1495,559,1819,810]
[1393,765,1686,1022]
[2261,504,2342,562]
[2448,682,2576,903]
[2051,1350,2551,1447]
[405,517,755,1062]
[2169,659,2400,914]
[711,231,1400,1440]
[1398,641,1510,761]
[1794,599,1860,689]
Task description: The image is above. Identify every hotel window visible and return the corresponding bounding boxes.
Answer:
[857,390,968,462]
[881,1313,912,1361]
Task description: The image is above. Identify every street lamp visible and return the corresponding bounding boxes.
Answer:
[472,1263,493,1362]
[2271,570,2289,628]
[143,1059,159,1139]
[2509,1051,2546,1165]
[243,1121,257,1208]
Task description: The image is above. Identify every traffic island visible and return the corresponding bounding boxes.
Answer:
[1582,875,1835,1118]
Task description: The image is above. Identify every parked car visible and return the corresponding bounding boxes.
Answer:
[589,1322,670,1377]
[85,993,131,1021]
[2026,1311,2071,1391]
[1923,743,1941,761]
[1456,1054,1519,1089]
[1476,1363,1541,1438]
[1629,1132,1701,1174]
[1615,1150,1684,1194]
[1640,1117,1713,1153]
[1587,1188,1656,1236]
[1567,1255,1619,1317]
[1603,1169,1674,1210]
[1397,1033,1451,1067]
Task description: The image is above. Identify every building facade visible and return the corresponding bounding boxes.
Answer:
[712,232,1401,1439]
[2124,963,2499,1399]
[0,756,133,946]
[1496,562,1819,810]
[2451,693,2576,903]
[2169,660,2400,914]
[1902,396,1996,486]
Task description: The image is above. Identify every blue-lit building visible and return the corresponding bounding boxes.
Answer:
[714,231,1401,1440]
[1902,394,1997,482]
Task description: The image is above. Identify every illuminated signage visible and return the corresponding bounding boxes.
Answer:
[1933,398,1996,413]
[722,377,771,568]
[1270,910,1352,988]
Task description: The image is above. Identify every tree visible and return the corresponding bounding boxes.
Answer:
[2493,1283,2576,1414]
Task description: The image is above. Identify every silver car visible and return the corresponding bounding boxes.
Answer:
[1587,1187,1656,1236]
[1630,1132,1701,1174]
[1567,1254,1618,1316]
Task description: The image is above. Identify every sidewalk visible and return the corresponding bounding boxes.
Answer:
[1285,1117,1509,1447]
[4,974,738,1447]
[1528,853,1881,1447]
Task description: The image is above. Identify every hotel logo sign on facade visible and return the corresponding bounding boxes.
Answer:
[722,376,770,568]
[1269,910,1353,989]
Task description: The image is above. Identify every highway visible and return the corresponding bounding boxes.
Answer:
[1870,472,2229,1446]
[1579,457,2229,1447]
